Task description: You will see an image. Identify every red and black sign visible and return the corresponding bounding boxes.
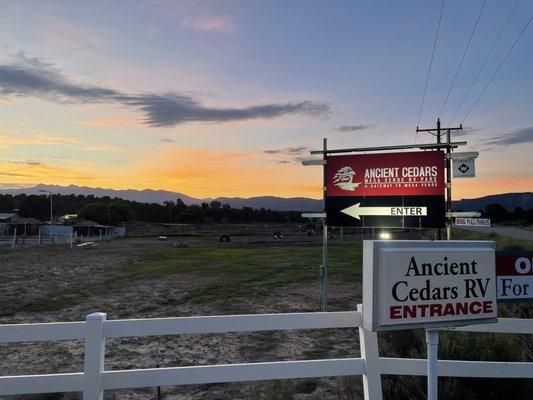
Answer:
[326,151,445,228]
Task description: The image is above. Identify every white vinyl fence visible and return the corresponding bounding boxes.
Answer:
[0,305,531,399]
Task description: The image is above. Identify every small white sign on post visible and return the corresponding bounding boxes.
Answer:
[455,218,490,227]
[452,157,475,178]
[362,240,497,331]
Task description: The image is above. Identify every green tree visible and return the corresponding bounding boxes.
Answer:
[512,206,526,221]
[108,201,133,224]
[78,202,109,224]
[484,203,509,223]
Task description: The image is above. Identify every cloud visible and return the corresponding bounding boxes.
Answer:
[0,160,96,183]
[0,53,331,127]
[263,145,310,164]
[263,146,309,155]
[181,15,239,35]
[13,160,43,166]
[0,52,117,102]
[334,124,373,132]
[484,127,533,146]
[159,138,176,143]
[122,93,329,127]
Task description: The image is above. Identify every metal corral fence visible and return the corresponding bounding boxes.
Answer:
[0,233,73,248]
[0,304,531,399]
[0,227,126,249]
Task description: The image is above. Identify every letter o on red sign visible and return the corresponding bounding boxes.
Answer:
[515,257,532,275]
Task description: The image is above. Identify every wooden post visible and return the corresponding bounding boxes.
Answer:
[84,312,107,400]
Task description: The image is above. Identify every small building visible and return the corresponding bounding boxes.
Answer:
[9,217,44,236]
[73,220,112,237]
[0,213,17,235]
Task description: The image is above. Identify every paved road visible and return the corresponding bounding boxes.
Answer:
[458,226,533,241]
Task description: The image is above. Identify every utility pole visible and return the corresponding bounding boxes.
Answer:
[417,119,462,241]
[38,189,53,235]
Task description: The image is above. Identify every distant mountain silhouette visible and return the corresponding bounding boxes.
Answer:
[0,184,323,211]
[1,184,530,212]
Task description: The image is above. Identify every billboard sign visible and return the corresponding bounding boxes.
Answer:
[326,151,445,227]
[362,240,497,331]
[496,254,533,302]
[455,218,490,227]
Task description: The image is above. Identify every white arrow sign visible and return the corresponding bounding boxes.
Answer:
[340,203,428,220]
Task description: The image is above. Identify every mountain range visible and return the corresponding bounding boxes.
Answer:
[1,184,531,212]
[0,184,323,211]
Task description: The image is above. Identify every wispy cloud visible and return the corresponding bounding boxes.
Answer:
[181,15,239,35]
[0,53,331,127]
[0,160,96,183]
[263,146,309,155]
[484,126,533,146]
[159,138,176,143]
[263,145,310,164]
[334,124,373,132]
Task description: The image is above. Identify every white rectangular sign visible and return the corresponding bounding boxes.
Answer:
[455,218,490,227]
[363,240,497,331]
[452,157,475,178]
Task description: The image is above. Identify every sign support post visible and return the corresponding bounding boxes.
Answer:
[446,129,452,242]
[426,329,439,400]
[321,137,328,311]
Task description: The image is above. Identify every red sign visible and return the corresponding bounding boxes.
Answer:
[326,151,444,197]
[497,254,533,276]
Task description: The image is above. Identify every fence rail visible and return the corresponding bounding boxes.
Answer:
[0,307,531,399]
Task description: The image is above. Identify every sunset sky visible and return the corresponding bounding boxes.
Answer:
[1,0,532,200]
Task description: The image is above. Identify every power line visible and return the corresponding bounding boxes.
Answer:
[461,14,532,124]
[449,0,520,125]
[416,0,445,128]
[438,0,486,120]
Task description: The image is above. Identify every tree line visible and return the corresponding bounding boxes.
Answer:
[0,193,531,226]
[0,194,305,225]
[482,203,533,224]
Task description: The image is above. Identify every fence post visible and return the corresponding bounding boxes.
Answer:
[11,228,16,249]
[84,312,107,400]
[357,304,382,400]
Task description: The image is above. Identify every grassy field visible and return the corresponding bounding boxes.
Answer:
[123,244,362,307]
[0,237,363,318]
